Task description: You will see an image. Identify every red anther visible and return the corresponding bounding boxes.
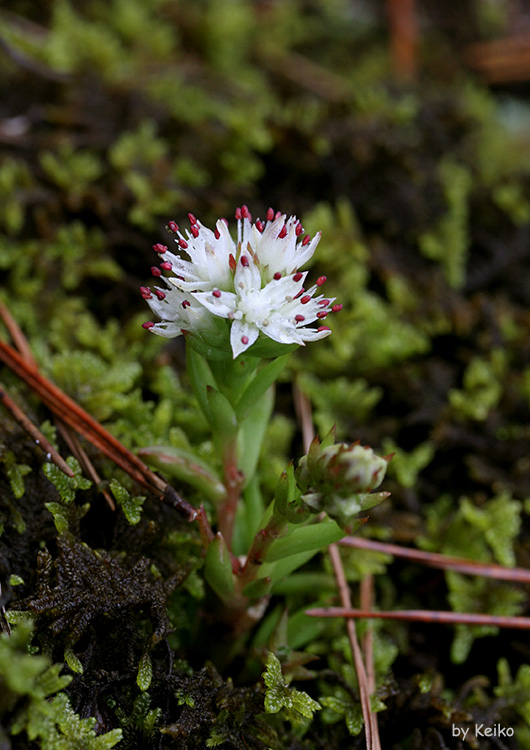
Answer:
[317,311,328,319]
[160,261,172,270]
[267,207,274,221]
[293,272,303,282]
[318,299,330,306]
[294,287,305,299]
[241,335,249,345]
[275,211,282,220]
[168,221,179,233]
[273,272,282,280]
[190,225,199,238]
[332,304,343,313]
[295,222,303,236]
[213,289,222,298]
[317,326,331,332]
[241,255,249,267]
[151,266,162,277]
[300,295,311,304]
[188,212,197,224]
[142,321,155,329]
[178,238,188,249]
[302,234,311,246]
[229,253,237,271]
[295,314,305,322]
[278,226,288,239]
[256,219,264,232]
[140,287,152,299]
[235,207,242,220]
[215,228,220,239]
[241,204,250,219]
[153,243,168,254]
[154,289,166,300]
[182,300,191,308]
[316,276,327,286]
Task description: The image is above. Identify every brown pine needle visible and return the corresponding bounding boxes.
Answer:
[360,575,376,694]
[0,337,197,521]
[305,608,530,630]
[339,536,530,584]
[0,383,75,478]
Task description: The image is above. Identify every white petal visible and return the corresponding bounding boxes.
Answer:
[230,319,259,358]
[150,321,183,338]
[193,290,238,318]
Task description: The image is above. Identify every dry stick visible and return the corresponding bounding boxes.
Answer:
[292,382,315,454]
[329,544,380,750]
[0,339,197,520]
[339,536,530,584]
[0,383,75,478]
[359,575,375,694]
[305,608,530,630]
[292,381,380,750]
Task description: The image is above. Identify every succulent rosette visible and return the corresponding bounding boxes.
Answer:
[142,206,342,359]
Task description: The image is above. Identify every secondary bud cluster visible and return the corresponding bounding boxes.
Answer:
[296,438,389,529]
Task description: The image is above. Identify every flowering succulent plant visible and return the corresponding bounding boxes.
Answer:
[140,207,388,637]
[141,206,342,359]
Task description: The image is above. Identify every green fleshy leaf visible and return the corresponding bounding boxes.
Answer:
[186,345,216,422]
[138,445,226,503]
[204,533,236,603]
[235,355,289,421]
[237,386,274,481]
[265,520,346,562]
[242,576,272,599]
[206,386,238,439]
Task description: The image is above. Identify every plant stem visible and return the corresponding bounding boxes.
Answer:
[218,437,244,546]
[237,511,287,590]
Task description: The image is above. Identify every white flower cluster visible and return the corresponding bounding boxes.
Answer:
[142,206,342,359]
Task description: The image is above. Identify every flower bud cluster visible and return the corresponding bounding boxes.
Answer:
[296,440,389,529]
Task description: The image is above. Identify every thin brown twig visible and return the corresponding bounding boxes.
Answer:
[339,536,530,584]
[292,380,315,453]
[329,544,380,750]
[304,608,530,630]
[0,383,75,478]
[360,575,375,694]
